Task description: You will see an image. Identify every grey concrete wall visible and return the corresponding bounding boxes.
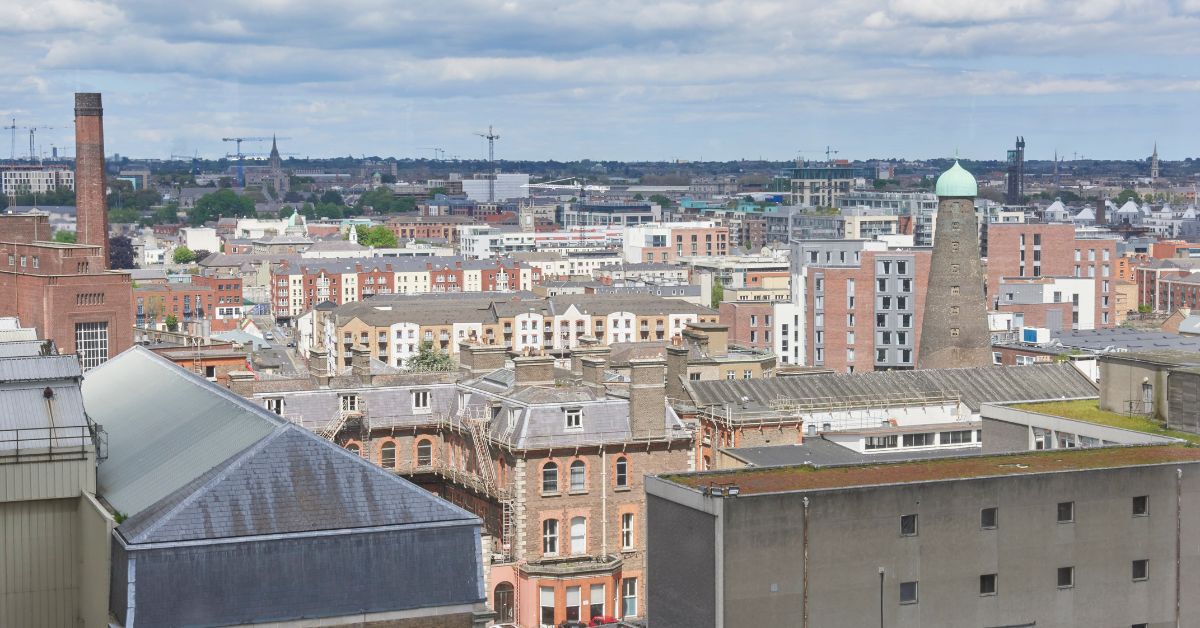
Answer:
[118,524,483,628]
[1168,371,1200,433]
[715,463,1200,628]
[646,494,717,628]
[1100,359,1170,419]
[981,416,1030,453]
[77,493,114,628]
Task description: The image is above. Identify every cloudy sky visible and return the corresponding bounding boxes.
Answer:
[3,0,1198,162]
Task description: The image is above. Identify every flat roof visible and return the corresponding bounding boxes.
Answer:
[661,444,1200,495]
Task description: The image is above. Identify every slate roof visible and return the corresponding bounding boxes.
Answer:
[117,425,476,544]
[686,363,1098,413]
[0,353,89,449]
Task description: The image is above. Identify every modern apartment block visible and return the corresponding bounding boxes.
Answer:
[986,223,1119,327]
[995,276,1098,331]
[777,162,875,207]
[133,275,244,333]
[647,444,1200,628]
[774,239,930,372]
[622,221,729,264]
[0,165,74,199]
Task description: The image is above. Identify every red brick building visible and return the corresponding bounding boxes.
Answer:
[0,215,133,368]
[718,301,774,350]
[986,224,1119,327]
[385,215,474,243]
[134,275,244,333]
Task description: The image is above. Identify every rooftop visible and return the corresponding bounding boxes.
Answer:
[663,444,1200,495]
[1011,399,1200,445]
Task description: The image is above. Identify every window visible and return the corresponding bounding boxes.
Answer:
[412,389,430,412]
[865,435,898,450]
[899,581,918,604]
[621,512,635,550]
[621,578,638,617]
[1133,495,1149,516]
[900,514,918,536]
[542,519,559,555]
[381,442,396,468]
[726,370,735,380]
[340,394,359,412]
[564,585,582,622]
[570,516,586,554]
[494,583,515,623]
[542,462,559,493]
[980,573,997,596]
[1057,501,1074,523]
[1057,566,1074,588]
[570,460,586,492]
[743,369,752,379]
[903,433,933,447]
[346,443,361,456]
[590,584,605,620]
[540,587,555,627]
[565,407,582,429]
[75,322,109,369]
[992,352,1002,365]
[981,507,997,529]
[416,439,432,466]
[1132,559,1148,581]
[264,397,283,414]
[940,430,972,444]
[615,457,629,487]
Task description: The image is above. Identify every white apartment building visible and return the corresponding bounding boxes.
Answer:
[460,173,530,201]
[1,167,73,199]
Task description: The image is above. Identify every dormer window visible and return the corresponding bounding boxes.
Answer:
[565,407,582,430]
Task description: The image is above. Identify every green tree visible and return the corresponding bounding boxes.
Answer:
[353,225,398,248]
[109,235,136,269]
[633,193,644,200]
[108,206,141,224]
[710,282,724,308]
[53,230,77,244]
[320,190,345,206]
[1115,189,1140,206]
[173,246,197,264]
[649,194,674,208]
[190,188,256,225]
[164,314,179,332]
[153,203,181,225]
[407,341,454,371]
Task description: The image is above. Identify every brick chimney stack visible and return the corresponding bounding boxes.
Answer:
[75,93,109,266]
[628,357,666,440]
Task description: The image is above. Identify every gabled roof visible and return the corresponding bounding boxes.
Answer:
[1117,200,1140,214]
[686,363,1098,413]
[1074,207,1095,221]
[117,424,475,544]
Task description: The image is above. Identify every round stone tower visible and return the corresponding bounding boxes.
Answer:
[917,161,992,369]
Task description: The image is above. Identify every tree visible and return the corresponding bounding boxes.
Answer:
[632,193,644,200]
[190,189,256,225]
[109,235,136,269]
[353,225,398,248]
[53,230,77,244]
[0,193,7,211]
[1115,189,1140,206]
[649,194,674,208]
[153,203,181,225]
[173,246,197,264]
[380,173,397,184]
[407,341,454,370]
[164,314,179,332]
[710,282,724,308]
[320,190,345,206]
[192,249,211,263]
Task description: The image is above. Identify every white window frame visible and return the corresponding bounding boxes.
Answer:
[412,389,431,414]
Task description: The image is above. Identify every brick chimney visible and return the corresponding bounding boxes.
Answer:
[309,347,330,383]
[459,341,508,376]
[683,322,729,357]
[512,353,555,387]
[580,356,607,395]
[1095,199,1107,226]
[351,345,372,384]
[570,335,611,377]
[665,343,690,404]
[628,357,666,440]
[75,93,109,266]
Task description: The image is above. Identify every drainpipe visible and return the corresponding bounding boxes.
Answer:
[801,496,810,628]
[878,567,885,628]
[1176,467,1182,628]
[601,448,608,557]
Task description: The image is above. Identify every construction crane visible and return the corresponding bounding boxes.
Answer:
[171,151,202,176]
[3,119,19,162]
[26,126,58,163]
[825,145,839,162]
[221,136,290,186]
[474,125,500,202]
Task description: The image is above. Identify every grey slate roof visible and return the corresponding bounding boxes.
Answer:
[1050,328,1200,353]
[267,384,458,430]
[117,425,476,544]
[0,353,89,446]
[686,363,1098,412]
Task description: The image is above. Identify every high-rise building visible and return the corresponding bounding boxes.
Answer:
[917,162,991,369]
[1005,136,1025,205]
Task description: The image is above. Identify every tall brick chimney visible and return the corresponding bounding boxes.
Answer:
[628,357,666,440]
[75,93,109,266]
[665,343,690,404]
[512,353,556,387]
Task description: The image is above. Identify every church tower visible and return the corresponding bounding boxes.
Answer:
[269,134,288,194]
[1150,143,1159,182]
[916,161,991,369]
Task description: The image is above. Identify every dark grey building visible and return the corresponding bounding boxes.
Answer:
[83,347,490,628]
[648,444,1200,628]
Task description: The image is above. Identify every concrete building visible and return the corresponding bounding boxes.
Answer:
[461,172,530,202]
[647,443,1200,628]
[562,201,659,228]
[1099,350,1200,430]
[777,162,874,207]
[996,276,1098,332]
[918,162,991,369]
[622,221,729,264]
[0,165,74,200]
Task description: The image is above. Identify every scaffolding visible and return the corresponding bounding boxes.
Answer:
[703,391,962,429]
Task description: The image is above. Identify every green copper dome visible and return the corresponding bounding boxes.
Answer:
[935,160,978,197]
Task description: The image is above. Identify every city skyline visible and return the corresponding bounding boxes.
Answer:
[2,0,1199,162]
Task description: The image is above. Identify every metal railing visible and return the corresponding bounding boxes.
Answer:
[0,425,95,465]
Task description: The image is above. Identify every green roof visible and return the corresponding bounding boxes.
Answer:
[935,161,977,197]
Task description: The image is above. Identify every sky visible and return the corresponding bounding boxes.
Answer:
[2,0,1199,163]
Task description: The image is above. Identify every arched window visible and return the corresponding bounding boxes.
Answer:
[416,439,433,466]
[494,582,515,622]
[347,443,361,456]
[570,460,586,492]
[570,516,586,554]
[542,519,559,555]
[615,457,629,487]
[381,441,396,468]
[542,461,559,494]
